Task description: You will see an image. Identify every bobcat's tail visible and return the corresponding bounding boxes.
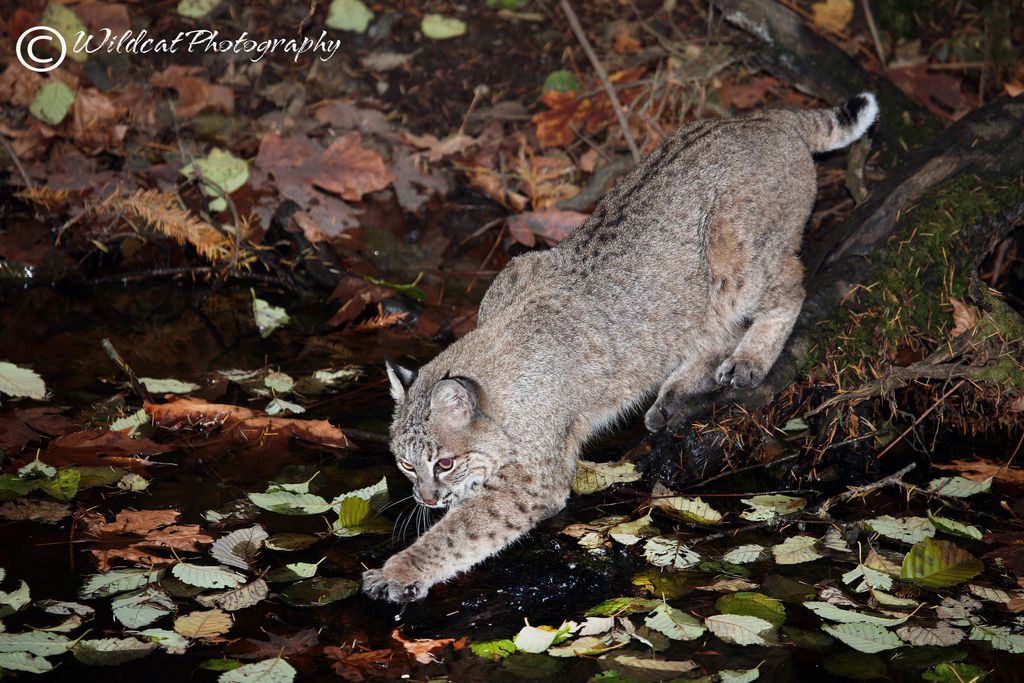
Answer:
[791,92,879,154]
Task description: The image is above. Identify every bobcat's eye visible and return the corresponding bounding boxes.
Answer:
[399,461,415,472]
[436,457,454,471]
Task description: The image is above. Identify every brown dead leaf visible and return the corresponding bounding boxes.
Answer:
[236,629,319,662]
[933,458,1024,487]
[613,25,641,54]
[41,429,169,469]
[0,406,75,453]
[720,77,776,111]
[402,132,478,163]
[0,66,44,107]
[312,132,393,201]
[151,65,234,119]
[811,0,854,33]
[174,609,233,640]
[391,629,466,664]
[70,88,126,152]
[0,498,71,523]
[75,1,131,36]
[145,398,351,449]
[506,209,588,246]
[532,68,646,148]
[82,508,215,571]
[326,275,396,327]
[1009,396,1024,413]
[326,645,406,682]
[949,297,979,337]
[885,64,969,119]
[695,578,760,592]
[391,150,448,212]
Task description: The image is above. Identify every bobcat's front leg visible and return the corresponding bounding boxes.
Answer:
[362,463,567,602]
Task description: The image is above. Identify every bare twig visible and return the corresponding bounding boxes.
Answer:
[101,338,153,403]
[559,0,641,163]
[819,463,916,513]
[859,0,885,65]
[0,134,33,188]
[876,380,967,459]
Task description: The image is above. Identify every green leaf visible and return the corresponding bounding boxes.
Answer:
[279,577,358,606]
[470,639,516,660]
[195,579,269,612]
[248,481,330,515]
[0,631,70,656]
[265,398,304,415]
[822,651,887,680]
[584,596,661,617]
[607,513,659,546]
[40,2,88,62]
[177,0,220,18]
[325,0,374,32]
[719,668,761,683]
[643,536,700,569]
[928,476,993,498]
[649,486,722,524]
[969,625,1024,653]
[110,408,150,435]
[716,592,786,627]
[140,377,200,394]
[137,629,190,654]
[740,494,804,521]
[542,70,579,94]
[80,569,163,599]
[705,613,777,646]
[421,14,467,39]
[266,562,320,583]
[18,456,56,479]
[170,563,245,589]
[0,361,46,399]
[722,544,765,564]
[210,524,267,571]
[0,474,36,501]
[252,298,290,338]
[72,637,156,665]
[219,658,297,683]
[927,511,983,540]
[822,623,902,653]
[802,601,909,626]
[37,467,80,501]
[513,624,565,653]
[922,662,988,683]
[0,652,53,673]
[772,535,821,564]
[181,148,249,212]
[111,588,175,629]
[901,538,983,588]
[571,458,641,495]
[842,564,893,592]
[644,602,707,640]
[264,533,320,551]
[864,515,935,544]
[331,476,391,536]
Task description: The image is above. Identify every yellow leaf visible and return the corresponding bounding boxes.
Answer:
[811,0,854,33]
[173,609,232,639]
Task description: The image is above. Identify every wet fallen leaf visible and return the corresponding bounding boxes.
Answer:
[145,398,351,449]
[82,509,215,571]
[403,131,478,163]
[0,361,47,400]
[949,297,979,336]
[42,429,169,469]
[933,458,1024,488]
[506,209,588,246]
[0,498,70,523]
[174,609,233,640]
[392,629,467,664]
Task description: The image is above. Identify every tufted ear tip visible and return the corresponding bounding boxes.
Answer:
[429,377,478,430]
[385,360,417,402]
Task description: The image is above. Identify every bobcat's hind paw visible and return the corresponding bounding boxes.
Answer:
[362,566,428,603]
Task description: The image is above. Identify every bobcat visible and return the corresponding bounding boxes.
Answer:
[363,94,879,602]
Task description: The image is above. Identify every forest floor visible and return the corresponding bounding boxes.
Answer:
[1,0,1024,681]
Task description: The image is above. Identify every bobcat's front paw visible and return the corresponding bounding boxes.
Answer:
[362,556,429,603]
[714,357,766,389]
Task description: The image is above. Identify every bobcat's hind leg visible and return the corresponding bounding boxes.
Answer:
[644,353,721,432]
[715,257,804,390]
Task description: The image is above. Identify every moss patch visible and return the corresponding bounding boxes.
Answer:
[813,173,1024,384]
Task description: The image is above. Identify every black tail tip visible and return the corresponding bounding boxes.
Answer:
[836,95,871,127]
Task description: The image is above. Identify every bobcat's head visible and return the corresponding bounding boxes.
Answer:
[385,361,509,508]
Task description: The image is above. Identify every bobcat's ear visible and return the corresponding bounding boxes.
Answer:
[385,361,417,402]
[430,377,478,431]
